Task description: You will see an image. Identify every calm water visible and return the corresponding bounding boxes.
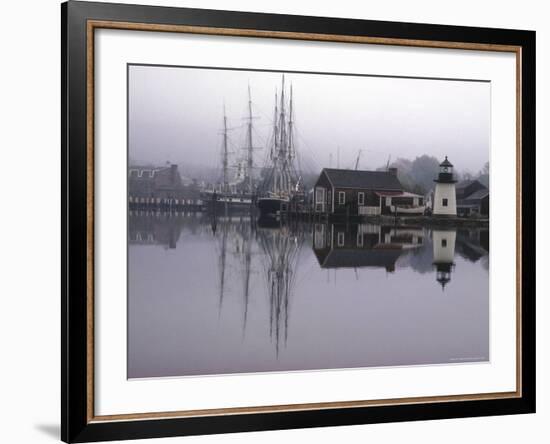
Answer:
[128,213,489,379]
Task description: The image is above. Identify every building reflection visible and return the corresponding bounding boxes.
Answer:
[129,213,489,293]
[128,213,490,355]
[456,228,489,263]
[128,210,204,248]
[313,223,423,272]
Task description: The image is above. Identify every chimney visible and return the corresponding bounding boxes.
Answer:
[388,167,398,176]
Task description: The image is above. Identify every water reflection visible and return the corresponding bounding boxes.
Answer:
[313,224,424,272]
[257,223,304,356]
[128,212,489,378]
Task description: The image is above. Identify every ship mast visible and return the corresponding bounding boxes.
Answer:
[272,90,279,192]
[287,83,295,191]
[222,105,229,193]
[288,84,294,163]
[246,84,254,194]
[278,75,287,193]
[262,75,299,198]
[272,90,278,162]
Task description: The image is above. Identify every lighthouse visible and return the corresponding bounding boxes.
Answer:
[433,156,457,216]
[432,229,456,290]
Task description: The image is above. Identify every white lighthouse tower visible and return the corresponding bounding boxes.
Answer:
[433,156,457,216]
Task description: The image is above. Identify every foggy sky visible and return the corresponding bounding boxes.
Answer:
[128,64,490,175]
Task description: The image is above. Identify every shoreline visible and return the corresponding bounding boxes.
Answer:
[358,214,489,228]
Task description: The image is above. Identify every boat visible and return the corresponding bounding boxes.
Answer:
[204,191,254,211]
[389,205,427,215]
[202,85,260,213]
[257,75,304,218]
[257,195,288,218]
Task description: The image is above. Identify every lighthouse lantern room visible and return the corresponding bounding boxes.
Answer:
[433,156,457,216]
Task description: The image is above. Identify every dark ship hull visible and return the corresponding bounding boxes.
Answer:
[257,197,289,218]
[202,191,255,213]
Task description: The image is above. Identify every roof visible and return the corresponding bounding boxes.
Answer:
[375,190,424,198]
[319,248,403,270]
[457,203,480,208]
[464,189,489,200]
[440,156,453,167]
[456,179,489,190]
[321,168,403,191]
[128,165,182,191]
[129,166,169,179]
[456,179,477,189]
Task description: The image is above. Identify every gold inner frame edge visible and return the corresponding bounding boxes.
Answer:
[85,19,523,423]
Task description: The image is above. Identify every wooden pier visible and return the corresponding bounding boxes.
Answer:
[277,203,488,227]
[128,197,204,212]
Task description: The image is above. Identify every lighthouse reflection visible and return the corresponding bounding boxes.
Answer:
[128,213,489,378]
[432,230,456,289]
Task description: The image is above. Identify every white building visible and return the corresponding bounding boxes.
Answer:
[432,156,457,216]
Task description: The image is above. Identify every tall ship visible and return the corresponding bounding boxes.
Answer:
[202,85,260,213]
[257,76,304,218]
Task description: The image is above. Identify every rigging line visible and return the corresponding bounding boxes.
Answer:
[251,126,269,147]
[293,126,321,172]
[252,101,276,127]
[251,122,275,128]
[226,137,241,153]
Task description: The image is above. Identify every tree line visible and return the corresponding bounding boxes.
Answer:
[377,155,489,195]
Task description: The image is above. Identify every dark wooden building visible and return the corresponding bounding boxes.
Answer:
[456,179,489,216]
[456,179,486,201]
[313,168,424,216]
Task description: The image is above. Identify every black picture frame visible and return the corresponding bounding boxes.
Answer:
[62,1,536,442]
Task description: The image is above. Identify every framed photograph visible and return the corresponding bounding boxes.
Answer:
[62,1,536,442]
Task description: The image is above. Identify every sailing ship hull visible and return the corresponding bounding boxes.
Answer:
[202,192,255,213]
[257,197,288,218]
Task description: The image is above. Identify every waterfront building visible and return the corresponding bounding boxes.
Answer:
[313,168,424,217]
[456,179,489,216]
[129,164,182,199]
[128,163,202,207]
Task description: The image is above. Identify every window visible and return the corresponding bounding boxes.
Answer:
[315,188,326,213]
[315,187,325,204]
[357,232,363,247]
[337,232,345,246]
[442,198,448,207]
[338,191,346,205]
[358,192,365,206]
[442,239,447,247]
